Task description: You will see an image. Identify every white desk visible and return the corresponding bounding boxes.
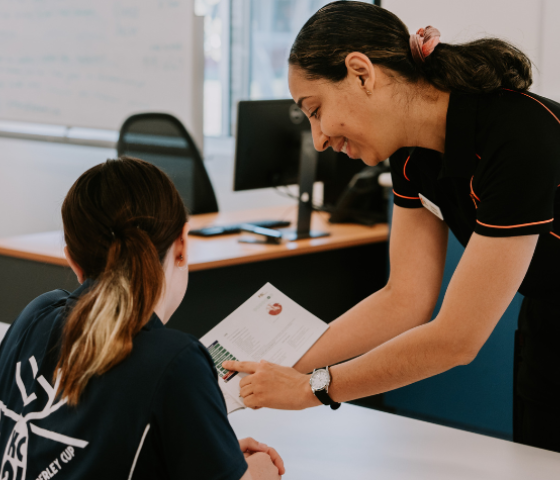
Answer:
[229,404,560,480]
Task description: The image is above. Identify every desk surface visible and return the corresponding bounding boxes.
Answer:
[3,318,553,480]
[229,404,560,480]
[0,206,388,271]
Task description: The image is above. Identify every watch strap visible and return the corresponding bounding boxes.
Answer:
[314,387,341,410]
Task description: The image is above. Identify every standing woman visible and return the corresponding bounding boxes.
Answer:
[224,1,560,453]
[0,157,284,479]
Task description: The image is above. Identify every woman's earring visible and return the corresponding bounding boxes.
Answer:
[176,254,188,271]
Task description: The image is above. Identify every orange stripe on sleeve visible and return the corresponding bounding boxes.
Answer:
[393,190,421,200]
[470,176,481,202]
[550,232,560,240]
[403,155,411,181]
[503,89,560,126]
[476,218,553,229]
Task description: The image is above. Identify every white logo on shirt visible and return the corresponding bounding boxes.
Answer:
[0,356,88,479]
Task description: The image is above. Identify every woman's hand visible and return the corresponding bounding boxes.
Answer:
[223,359,321,410]
[238,437,285,476]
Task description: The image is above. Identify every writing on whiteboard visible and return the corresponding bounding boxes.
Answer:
[0,0,199,134]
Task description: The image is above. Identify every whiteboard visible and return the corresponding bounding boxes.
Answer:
[0,0,204,149]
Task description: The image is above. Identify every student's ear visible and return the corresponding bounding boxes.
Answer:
[344,51,376,94]
[174,223,189,266]
[64,246,85,284]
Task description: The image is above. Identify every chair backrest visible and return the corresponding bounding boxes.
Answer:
[117,113,219,215]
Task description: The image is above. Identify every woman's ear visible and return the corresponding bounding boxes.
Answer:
[64,246,86,284]
[344,51,376,94]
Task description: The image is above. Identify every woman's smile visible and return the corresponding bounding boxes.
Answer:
[345,139,356,159]
[333,137,347,154]
[342,138,359,160]
[332,136,360,160]
[341,138,348,155]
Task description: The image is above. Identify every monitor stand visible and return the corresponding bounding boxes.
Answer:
[283,131,330,241]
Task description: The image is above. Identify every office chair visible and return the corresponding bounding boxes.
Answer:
[117,113,219,215]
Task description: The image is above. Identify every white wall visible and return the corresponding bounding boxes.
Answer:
[383,0,560,99]
[0,1,205,151]
[0,136,298,239]
[0,138,114,238]
[540,0,560,101]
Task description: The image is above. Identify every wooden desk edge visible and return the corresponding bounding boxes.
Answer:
[0,247,69,267]
[0,224,389,271]
[189,228,388,272]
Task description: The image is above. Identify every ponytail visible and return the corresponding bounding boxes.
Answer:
[57,157,187,405]
[289,1,533,94]
[421,38,532,94]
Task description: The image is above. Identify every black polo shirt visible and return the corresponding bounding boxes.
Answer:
[0,281,247,480]
[391,89,560,299]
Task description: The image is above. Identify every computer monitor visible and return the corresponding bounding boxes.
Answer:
[234,99,364,240]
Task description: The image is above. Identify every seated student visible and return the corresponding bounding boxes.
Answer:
[0,157,284,480]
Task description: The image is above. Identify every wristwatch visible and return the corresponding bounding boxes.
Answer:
[309,366,341,410]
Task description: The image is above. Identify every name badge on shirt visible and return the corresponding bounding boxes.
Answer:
[419,193,444,221]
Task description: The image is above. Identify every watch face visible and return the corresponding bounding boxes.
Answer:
[310,369,330,391]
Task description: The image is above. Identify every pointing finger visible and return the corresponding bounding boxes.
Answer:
[222,360,259,374]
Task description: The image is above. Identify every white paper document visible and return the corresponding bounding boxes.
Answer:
[200,283,329,414]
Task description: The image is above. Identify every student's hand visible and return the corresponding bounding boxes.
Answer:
[223,360,321,410]
[245,452,282,479]
[239,437,285,476]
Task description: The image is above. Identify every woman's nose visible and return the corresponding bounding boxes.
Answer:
[311,128,330,152]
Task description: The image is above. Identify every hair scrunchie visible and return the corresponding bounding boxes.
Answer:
[410,26,441,64]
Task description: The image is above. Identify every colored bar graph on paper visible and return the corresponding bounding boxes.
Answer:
[207,340,239,382]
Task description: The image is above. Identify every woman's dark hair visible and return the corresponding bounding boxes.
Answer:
[57,156,187,405]
[289,1,532,93]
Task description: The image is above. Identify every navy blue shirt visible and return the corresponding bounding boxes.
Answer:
[0,281,247,480]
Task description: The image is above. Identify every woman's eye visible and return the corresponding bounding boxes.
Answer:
[310,107,319,119]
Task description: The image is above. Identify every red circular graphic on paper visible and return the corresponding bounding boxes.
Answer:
[267,303,282,316]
